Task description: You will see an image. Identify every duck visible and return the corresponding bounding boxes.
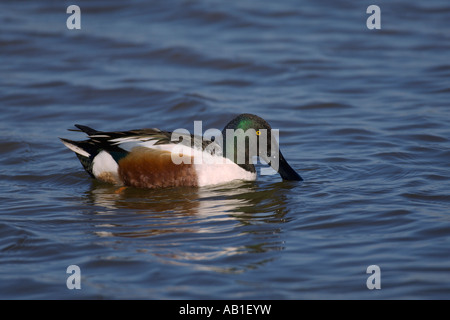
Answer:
[60,113,302,189]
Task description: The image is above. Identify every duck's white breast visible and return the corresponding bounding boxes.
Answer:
[193,152,256,187]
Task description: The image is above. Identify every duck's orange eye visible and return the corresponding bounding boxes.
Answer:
[256,130,261,136]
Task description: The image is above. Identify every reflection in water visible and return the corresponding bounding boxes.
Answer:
[82,179,298,273]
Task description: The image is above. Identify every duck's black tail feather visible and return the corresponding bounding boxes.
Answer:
[59,138,100,178]
[68,124,99,136]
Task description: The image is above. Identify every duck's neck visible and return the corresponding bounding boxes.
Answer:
[221,130,256,174]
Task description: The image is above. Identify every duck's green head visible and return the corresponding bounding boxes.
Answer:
[221,113,302,181]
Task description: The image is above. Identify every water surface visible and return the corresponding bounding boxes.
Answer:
[1,0,449,299]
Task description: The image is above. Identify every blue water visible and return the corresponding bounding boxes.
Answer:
[1,0,449,299]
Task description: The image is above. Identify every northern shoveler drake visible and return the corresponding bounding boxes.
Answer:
[60,113,302,188]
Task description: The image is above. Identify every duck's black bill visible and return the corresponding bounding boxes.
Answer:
[277,152,303,181]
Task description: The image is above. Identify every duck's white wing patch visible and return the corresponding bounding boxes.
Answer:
[115,135,197,154]
[115,139,159,152]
